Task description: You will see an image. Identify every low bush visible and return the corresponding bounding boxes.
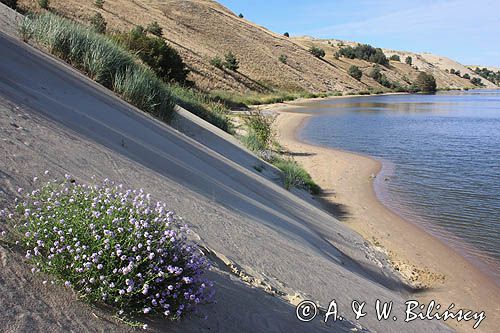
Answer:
[309,46,325,58]
[90,13,107,34]
[146,21,162,37]
[283,32,289,37]
[278,54,288,64]
[2,175,214,327]
[21,13,174,120]
[242,112,275,151]
[405,56,412,65]
[210,56,223,69]
[348,65,362,81]
[223,52,239,71]
[389,55,400,61]
[272,158,321,194]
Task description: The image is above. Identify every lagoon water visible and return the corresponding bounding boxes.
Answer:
[298,90,500,280]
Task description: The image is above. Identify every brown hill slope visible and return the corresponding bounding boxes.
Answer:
[17,0,497,93]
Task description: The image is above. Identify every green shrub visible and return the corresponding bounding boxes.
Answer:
[413,72,437,92]
[113,28,189,84]
[471,77,483,86]
[389,54,400,61]
[369,65,382,81]
[3,176,213,327]
[462,73,470,80]
[94,0,104,9]
[38,0,49,9]
[348,65,362,81]
[1,0,17,9]
[21,13,174,120]
[243,112,275,150]
[278,54,288,64]
[223,51,239,71]
[210,56,223,69]
[90,13,107,34]
[169,84,231,132]
[337,44,388,65]
[238,13,244,18]
[405,56,412,65]
[283,32,289,37]
[309,46,325,58]
[146,21,162,37]
[242,132,267,152]
[272,158,321,194]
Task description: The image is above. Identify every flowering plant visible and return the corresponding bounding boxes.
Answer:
[1,174,213,327]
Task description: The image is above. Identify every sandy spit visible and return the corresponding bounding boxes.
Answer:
[274,107,500,333]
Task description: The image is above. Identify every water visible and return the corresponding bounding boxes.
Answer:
[297,90,500,280]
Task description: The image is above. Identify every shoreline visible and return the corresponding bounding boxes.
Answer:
[274,109,500,333]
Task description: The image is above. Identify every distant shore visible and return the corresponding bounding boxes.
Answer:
[273,104,500,333]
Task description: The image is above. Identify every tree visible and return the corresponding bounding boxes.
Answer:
[405,56,412,65]
[348,65,362,81]
[278,54,288,64]
[146,21,162,37]
[90,13,107,34]
[415,72,437,92]
[462,73,470,80]
[38,0,49,9]
[309,46,325,58]
[283,32,289,37]
[94,0,104,9]
[449,68,456,75]
[238,13,244,18]
[224,51,239,71]
[389,54,400,61]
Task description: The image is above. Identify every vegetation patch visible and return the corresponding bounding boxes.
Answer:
[1,175,214,328]
[20,13,174,120]
[337,44,389,66]
[272,158,321,194]
[112,26,189,85]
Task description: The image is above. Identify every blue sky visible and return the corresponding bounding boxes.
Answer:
[218,0,500,67]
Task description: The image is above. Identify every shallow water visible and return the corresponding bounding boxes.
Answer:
[298,90,500,281]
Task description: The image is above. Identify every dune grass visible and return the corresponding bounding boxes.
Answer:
[20,13,174,120]
[19,13,232,131]
[272,158,321,194]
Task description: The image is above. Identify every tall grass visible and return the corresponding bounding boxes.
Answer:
[20,13,174,120]
[272,158,321,194]
[169,84,231,132]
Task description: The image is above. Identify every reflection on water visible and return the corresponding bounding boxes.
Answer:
[298,90,500,281]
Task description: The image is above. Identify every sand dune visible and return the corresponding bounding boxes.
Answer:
[0,24,453,333]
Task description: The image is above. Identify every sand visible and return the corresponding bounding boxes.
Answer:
[274,105,500,333]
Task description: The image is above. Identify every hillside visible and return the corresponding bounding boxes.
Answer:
[16,0,496,95]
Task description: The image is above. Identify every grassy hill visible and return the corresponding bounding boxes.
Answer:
[16,0,497,95]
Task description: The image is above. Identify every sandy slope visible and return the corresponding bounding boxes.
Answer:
[0,25,453,333]
[273,107,500,333]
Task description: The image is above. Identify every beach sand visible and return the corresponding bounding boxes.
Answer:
[274,108,500,333]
